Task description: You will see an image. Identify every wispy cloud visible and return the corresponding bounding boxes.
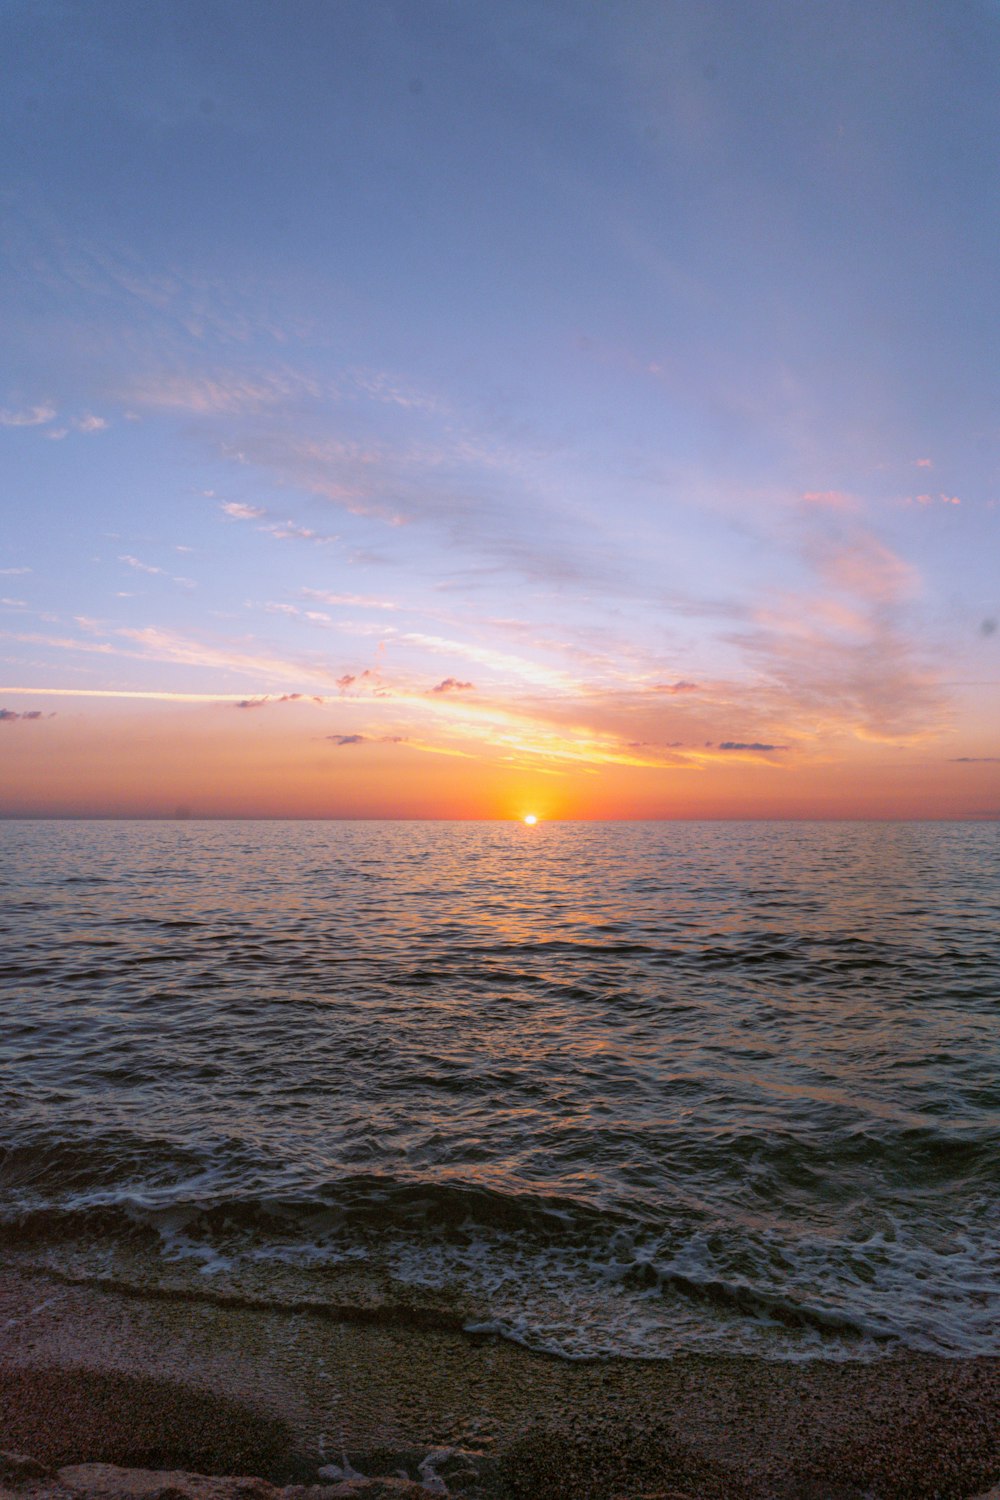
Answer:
[717,741,787,753]
[128,368,320,415]
[0,708,52,721]
[810,535,920,606]
[220,501,266,520]
[9,620,350,695]
[399,630,581,693]
[347,369,445,414]
[300,587,399,611]
[234,692,314,709]
[904,492,963,508]
[326,732,406,747]
[260,519,338,544]
[431,677,475,694]
[0,404,56,428]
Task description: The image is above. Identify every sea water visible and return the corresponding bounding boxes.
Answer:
[1,819,997,1360]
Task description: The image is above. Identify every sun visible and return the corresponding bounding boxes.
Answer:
[523,813,538,825]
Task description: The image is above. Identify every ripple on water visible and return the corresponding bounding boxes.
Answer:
[0,818,997,1360]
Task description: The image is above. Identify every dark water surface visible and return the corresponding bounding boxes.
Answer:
[1,820,997,1361]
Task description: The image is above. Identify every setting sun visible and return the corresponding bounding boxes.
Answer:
[523,814,538,825]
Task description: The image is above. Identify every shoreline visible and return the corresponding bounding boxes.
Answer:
[2,1266,998,1498]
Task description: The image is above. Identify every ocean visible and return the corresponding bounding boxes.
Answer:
[1,819,997,1363]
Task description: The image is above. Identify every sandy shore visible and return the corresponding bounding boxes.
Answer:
[1,1266,998,1498]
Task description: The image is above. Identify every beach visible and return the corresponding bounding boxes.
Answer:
[2,1267,998,1499]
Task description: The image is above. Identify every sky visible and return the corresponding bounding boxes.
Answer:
[1,0,998,819]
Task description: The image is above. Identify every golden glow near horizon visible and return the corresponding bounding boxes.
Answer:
[523,814,538,825]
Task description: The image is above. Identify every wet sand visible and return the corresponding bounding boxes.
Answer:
[1,1267,998,1498]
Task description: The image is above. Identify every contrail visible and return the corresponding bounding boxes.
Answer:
[0,687,264,702]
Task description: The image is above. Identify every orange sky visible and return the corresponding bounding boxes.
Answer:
[2,695,997,820]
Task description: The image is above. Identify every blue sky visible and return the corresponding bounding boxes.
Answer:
[1,0,998,816]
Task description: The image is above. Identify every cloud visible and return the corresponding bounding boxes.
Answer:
[234,692,307,709]
[301,588,399,611]
[119,554,165,575]
[127,369,319,415]
[0,404,56,428]
[336,669,382,693]
[0,708,52,721]
[261,520,337,544]
[950,756,1000,763]
[729,595,944,743]
[401,630,579,693]
[326,732,406,747]
[221,501,266,519]
[906,491,962,507]
[431,677,475,694]
[915,458,933,468]
[73,414,108,433]
[651,680,700,694]
[718,741,787,752]
[814,536,920,605]
[0,567,31,575]
[86,623,358,694]
[347,369,445,414]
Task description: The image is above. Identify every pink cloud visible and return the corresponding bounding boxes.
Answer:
[815,538,919,605]
[0,404,56,428]
[221,501,266,520]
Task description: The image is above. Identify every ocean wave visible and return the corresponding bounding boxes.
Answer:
[2,1167,997,1362]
